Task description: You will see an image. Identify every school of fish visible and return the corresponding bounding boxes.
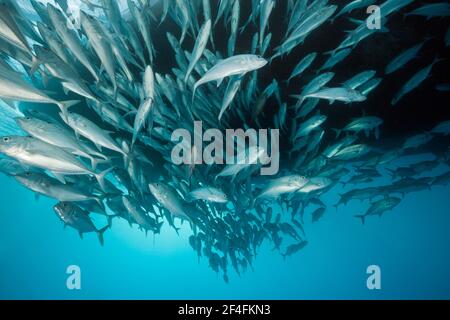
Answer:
[0,0,449,282]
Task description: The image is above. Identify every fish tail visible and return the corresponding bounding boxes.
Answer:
[106,215,116,228]
[94,167,115,192]
[113,82,118,102]
[332,128,341,138]
[192,84,198,105]
[354,214,366,225]
[385,168,395,178]
[30,56,42,75]
[184,193,194,203]
[58,100,80,120]
[131,130,138,148]
[96,225,109,246]
[89,156,109,171]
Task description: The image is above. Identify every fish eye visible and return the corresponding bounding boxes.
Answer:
[3,137,9,142]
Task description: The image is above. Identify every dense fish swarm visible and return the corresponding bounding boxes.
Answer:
[0,0,449,281]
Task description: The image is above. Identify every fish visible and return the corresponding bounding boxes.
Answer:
[47,4,99,82]
[54,202,108,245]
[133,66,155,146]
[79,11,117,97]
[311,207,326,223]
[319,48,352,72]
[259,0,274,49]
[343,70,376,90]
[334,116,383,139]
[359,77,382,96]
[149,182,189,219]
[297,177,332,193]
[216,146,265,180]
[128,0,154,63]
[385,40,428,74]
[274,5,337,59]
[431,121,450,136]
[0,1,31,53]
[391,58,441,105]
[436,83,450,91]
[405,3,450,19]
[332,144,371,161]
[402,133,433,150]
[122,196,162,233]
[186,187,228,203]
[32,45,97,103]
[15,116,106,168]
[193,54,268,101]
[218,75,242,122]
[63,112,127,159]
[257,175,309,199]
[15,171,103,204]
[292,72,335,103]
[282,241,308,259]
[294,115,327,139]
[0,136,111,190]
[354,197,402,224]
[185,19,211,84]
[0,66,79,116]
[303,87,367,104]
[286,52,317,84]
[227,0,240,57]
[332,0,376,23]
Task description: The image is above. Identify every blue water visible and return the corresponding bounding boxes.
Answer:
[1,168,449,300]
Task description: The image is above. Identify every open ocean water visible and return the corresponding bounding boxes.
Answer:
[1,161,450,299]
[1,0,450,300]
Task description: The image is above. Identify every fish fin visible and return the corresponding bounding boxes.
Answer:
[216,78,224,87]
[96,225,109,246]
[51,171,66,184]
[34,193,40,202]
[79,231,83,239]
[347,18,363,25]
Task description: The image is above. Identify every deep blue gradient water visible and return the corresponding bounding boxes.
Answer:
[1,166,449,300]
[1,0,450,301]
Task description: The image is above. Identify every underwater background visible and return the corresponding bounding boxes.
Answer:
[1,0,450,299]
[1,169,450,299]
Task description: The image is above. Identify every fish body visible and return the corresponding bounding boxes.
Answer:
[258,175,309,199]
[186,187,228,203]
[354,197,402,224]
[47,4,99,81]
[193,54,268,98]
[391,58,440,105]
[54,202,108,245]
[304,87,366,104]
[149,182,189,219]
